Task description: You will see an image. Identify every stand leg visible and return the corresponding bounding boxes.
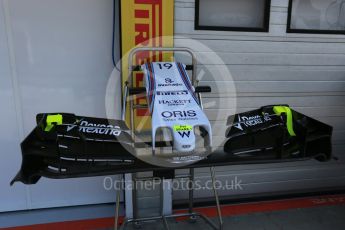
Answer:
[160,178,170,230]
[119,219,128,230]
[114,175,122,230]
[132,173,141,229]
[188,168,197,222]
[210,167,223,230]
[132,174,137,219]
[189,168,194,214]
[119,168,222,230]
[162,216,170,230]
[198,214,220,230]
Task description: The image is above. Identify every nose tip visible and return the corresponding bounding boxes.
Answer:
[173,130,196,152]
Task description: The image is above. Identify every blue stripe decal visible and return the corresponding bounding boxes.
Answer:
[145,63,152,109]
[176,62,199,104]
[150,63,156,113]
[146,63,155,113]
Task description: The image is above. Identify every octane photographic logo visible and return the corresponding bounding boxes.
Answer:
[105,36,237,168]
[103,176,243,192]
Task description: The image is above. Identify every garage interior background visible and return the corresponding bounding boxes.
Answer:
[0,0,345,213]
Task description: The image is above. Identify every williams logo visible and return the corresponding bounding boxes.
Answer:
[178,131,191,138]
[67,120,121,136]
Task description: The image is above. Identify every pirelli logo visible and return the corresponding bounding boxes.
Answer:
[134,0,164,62]
[121,0,174,129]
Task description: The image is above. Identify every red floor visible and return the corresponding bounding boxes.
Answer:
[3,194,345,230]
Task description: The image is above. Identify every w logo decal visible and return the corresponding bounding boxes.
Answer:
[178,131,191,138]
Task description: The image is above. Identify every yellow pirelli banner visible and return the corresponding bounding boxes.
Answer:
[121,0,174,131]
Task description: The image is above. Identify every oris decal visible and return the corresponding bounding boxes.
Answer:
[161,110,197,118]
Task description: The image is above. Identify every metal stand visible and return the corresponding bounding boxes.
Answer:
[117,47,220,229]
[122,47,212,152]
[114,175,123,230]
[117,168,223,230]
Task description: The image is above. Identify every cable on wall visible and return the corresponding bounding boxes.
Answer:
[112,0,120,71]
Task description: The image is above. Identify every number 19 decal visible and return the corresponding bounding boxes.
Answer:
[158,63,173,69]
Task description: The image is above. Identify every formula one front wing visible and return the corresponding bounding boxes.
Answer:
[11,113,136,185]
[223,105,333,162]
[11,105,333,185]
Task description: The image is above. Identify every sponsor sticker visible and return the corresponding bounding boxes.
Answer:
[173,125,193,132]
[67,120,121,137]
[158,99,192,106]
[156,90,188,96]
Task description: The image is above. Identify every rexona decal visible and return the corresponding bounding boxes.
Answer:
[67,120,121,136]
[234,113,272,131]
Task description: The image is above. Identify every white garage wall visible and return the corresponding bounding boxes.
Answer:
[0,0,120,212]
[1,0,344,213]
[173,0,345,201]
[0,0,28,211]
